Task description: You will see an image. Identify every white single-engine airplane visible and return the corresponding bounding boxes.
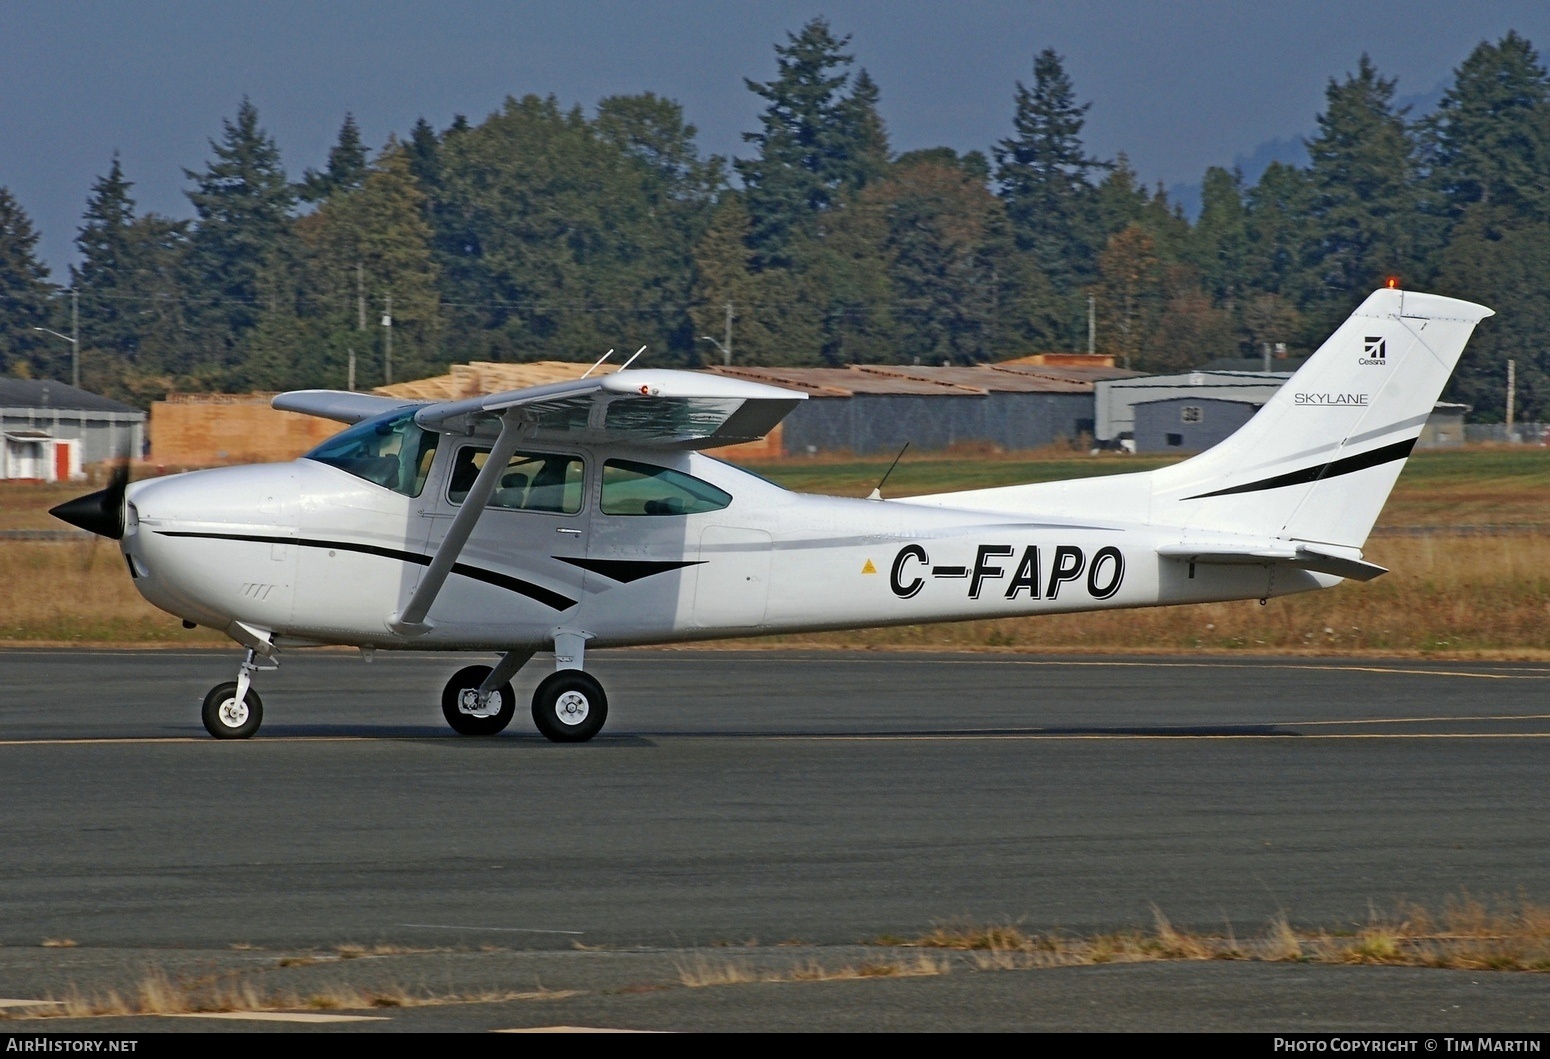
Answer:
[52,287,1491,740]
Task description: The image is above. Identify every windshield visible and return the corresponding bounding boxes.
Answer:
[305,408,440,497]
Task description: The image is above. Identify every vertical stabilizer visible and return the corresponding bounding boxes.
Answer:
[1149,288,1492,547]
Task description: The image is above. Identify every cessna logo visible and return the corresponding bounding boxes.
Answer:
[1294,392,1370,406]
[1360,336,1388,366]
[890,544,1124,602]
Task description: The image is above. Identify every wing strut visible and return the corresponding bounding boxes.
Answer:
[388,412,530,637]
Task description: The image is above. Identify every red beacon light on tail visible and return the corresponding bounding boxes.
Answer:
[1386,276,1401,289]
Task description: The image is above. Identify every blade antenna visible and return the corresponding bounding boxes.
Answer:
[867,442,910,500]
[580,349,614,379]
[618,345,648,371]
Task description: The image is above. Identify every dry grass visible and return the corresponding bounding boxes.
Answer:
[676,952,949,988]
[0,964,578,1020]
[1,449,1545,655]
[884,892,1550,974]
[757,533,1550,656]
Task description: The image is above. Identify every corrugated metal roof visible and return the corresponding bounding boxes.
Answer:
[989,363,1143,384]
[706,363,1137,396]
[0,378,142,414]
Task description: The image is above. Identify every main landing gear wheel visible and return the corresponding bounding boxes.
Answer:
[531,671,608,743]
[441,665,516,736]
[202,682,263,740]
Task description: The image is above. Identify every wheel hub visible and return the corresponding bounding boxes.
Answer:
[218,697,249,728]
[458,688,503,718]
[554,690,590,725]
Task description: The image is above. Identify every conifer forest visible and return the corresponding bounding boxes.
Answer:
[1,20,1546,422]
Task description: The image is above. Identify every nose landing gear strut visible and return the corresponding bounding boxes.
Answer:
[202,648,277,739]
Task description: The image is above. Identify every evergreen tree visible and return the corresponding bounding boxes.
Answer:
[435,93,706,363]
[0,187,57,378]
[73,155,138,364]
[1302,56,1421,327]
[1244,161,1314,302]
[736,18,890,261]
[871,154,1056,363]
[596,93,723,206]
[1189,166,1250,304]
[1094,224,1163,369]
[994,48,1109,298]
[293,144,444,388]
[1431,206,1550,421]
[1425,32,1550,220]
[406,117,443,191]
[183,98,296,362]
[298,113,370,203]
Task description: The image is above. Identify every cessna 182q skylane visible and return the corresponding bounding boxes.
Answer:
[51,287,1491,740]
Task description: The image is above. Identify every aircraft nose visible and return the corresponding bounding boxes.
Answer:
[49,464,129,539]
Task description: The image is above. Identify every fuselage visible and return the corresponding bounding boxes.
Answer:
[122,430,1328,652]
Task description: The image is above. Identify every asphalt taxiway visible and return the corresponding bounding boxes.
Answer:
[0,649,1546,1031]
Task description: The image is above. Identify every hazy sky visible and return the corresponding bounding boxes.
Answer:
[5,1,1549,276]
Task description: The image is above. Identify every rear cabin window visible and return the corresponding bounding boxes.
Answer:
[600,459,732,516]
[448,448,585,514]
[305,408,439,497]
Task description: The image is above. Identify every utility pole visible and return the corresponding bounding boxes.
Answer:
[1506,358,1516,436]
[723,300,733,367]
[70,287,79,389]
[381,293,393,386]
[350,263,364,392]
[1087,294,1095,356]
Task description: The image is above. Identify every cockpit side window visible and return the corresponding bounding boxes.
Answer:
[600,459,732,516]
[448,447,585,514]
[304,408,439,497]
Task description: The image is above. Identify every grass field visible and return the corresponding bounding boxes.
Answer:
[1,447,1546,653]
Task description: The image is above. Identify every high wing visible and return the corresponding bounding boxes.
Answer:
[272,390,418,425]
[272,369,806,638]
[409,368,806,448]
[273,370,806,448]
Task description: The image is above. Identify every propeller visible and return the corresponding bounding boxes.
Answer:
[50,460,130,540]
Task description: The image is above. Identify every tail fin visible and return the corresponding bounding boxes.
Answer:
[1151,288,1492,547]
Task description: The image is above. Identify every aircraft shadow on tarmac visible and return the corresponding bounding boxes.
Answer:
[237,722,1292,741]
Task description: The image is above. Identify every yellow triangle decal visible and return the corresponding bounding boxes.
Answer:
[861,559,877,574]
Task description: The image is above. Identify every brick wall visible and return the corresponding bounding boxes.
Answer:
[149,397,344,467]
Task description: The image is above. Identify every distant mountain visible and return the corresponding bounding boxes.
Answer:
[1167,82,1446,222]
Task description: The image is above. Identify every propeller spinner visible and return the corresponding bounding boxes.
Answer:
[50,463,129,539]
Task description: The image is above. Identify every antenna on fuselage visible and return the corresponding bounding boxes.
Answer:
[617,345,648,371]
[866,441,910,500]
[580,349,615,379]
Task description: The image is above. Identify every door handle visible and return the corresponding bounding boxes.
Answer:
[555,527,581,535]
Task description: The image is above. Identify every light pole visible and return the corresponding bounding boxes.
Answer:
[34,321,79,389]
[699,335,730,367]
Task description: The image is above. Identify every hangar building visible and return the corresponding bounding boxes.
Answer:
[705,360,1136,457]
[0,378,145,481]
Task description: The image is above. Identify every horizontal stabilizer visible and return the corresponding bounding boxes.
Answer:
[1158,540,1387,582]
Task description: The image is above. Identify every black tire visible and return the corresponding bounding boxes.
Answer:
[441,665,516,736]
[202,682,263,739]
[531,671,608,743]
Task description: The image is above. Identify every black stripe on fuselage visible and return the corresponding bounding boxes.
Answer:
[1183,438,1416,501]
[553,556,703,583]
[154,531,578,611]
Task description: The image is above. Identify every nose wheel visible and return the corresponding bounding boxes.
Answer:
[532,671,608,743]
[202,682,264,739]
